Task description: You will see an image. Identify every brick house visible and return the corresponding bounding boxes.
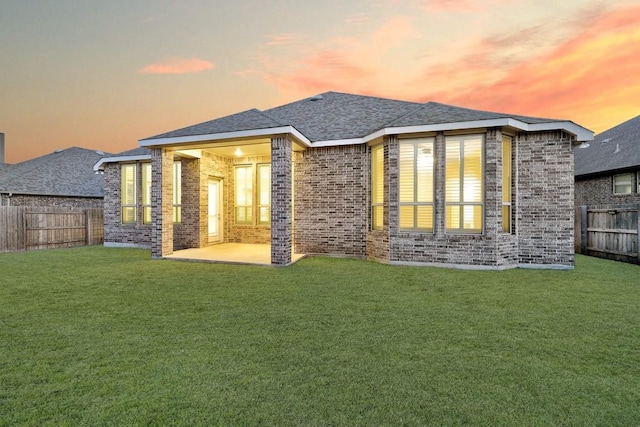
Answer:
[95,92,592,269]
[0,146,109,208]
[574,114,640,207]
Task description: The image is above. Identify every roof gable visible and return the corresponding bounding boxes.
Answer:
[574,114,640,176]
[263,91,423,141]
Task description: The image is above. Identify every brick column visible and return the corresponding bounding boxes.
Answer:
[151,148,174,258]
[271,136,292,265]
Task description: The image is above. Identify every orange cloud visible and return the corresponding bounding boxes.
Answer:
[139,57,215,74]
[422,4,640,132]
[251,15,418,98]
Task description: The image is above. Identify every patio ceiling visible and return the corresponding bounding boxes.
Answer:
[173,138,306,159]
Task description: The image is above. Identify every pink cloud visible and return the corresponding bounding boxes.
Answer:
[139,57,215,74]
[419,4,640,132]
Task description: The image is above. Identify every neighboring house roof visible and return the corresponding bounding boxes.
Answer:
[139,91,593,147]
[0,147,112,198]
[574,114,640,177]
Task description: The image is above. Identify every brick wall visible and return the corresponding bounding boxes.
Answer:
[0,194,102,208]
[174,157,200,250]
[103,162,151,247]
[294,144,368,257]
[517,130,575,267]
[575,172,640,207]
[271,137,292,265]
[365,129,569,268]
[385,131,510,267]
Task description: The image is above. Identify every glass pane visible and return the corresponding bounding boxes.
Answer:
[235,166,253,205]
[463,139,482,203]
[502,205,511,233]
[463,205,483,231]
[445,141,460,202]
[121,165,136,205]
[614,174,632,194]
[416,206,433,230]
[399,205,414,229]
[173,161,182,205]
[416,141,433,202]
[143,207,152,225]
[502,136,511,204]
[122,207,136,224]
[399,143,415,203]
[142,163,152,206]
[445,205,461,231]
[174,206,181,223]
[372,205,383,230]
[259,206,270,224]
[372,146,384,204]
[258,164,271,205]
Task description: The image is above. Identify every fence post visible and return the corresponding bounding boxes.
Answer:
[580,205,588,255]
[85,209,90,246]
[637,204,640,264]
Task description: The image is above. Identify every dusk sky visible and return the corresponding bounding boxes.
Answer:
[1,0,638,163]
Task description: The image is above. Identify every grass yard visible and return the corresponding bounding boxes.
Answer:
[0,247,639,426]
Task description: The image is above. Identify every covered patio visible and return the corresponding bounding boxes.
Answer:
[164,243,306,266]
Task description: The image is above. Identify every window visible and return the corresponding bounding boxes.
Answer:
[142,163,152,224]
[445,135,483,233]
[257,164,271,225]
[399,138,434,231]
[613,173,632,195]
[371,145,384,230]
[121,164,137,224]
[638,172,640,193]
[502,135,512,233]
[173,161,182,223]
[235,165,253,224]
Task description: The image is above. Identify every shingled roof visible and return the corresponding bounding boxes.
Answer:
[574,114,640,177]
[141,91,590,145]
[0,147,112,198]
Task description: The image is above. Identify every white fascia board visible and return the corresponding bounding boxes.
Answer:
[93,155,152,171]
[139,126,312,147]
[527,121,594,141]
[309,138,364,147]
[311,118,593,147]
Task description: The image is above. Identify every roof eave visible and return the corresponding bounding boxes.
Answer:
[94,154,153,171]
[138,126,312,149]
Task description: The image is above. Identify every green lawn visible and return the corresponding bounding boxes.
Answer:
[1,247,639,426]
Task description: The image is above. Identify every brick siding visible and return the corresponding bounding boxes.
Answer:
[294,145,368,257]
[0,194,102,208]
[575,172,640,207]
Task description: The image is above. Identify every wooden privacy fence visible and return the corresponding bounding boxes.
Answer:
[575,204,639,264]
[0,207,103,253]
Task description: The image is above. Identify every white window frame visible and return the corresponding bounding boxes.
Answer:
[398,137,435,232]
[173,160,182,223]
[234,164,253,225]
[613,173,632,195]
[371,144,384,231]
[445,134,484,234]
[142,163,152,225]
[502,135,512,233]
[257,163,271,225]
[121,164,137,224]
